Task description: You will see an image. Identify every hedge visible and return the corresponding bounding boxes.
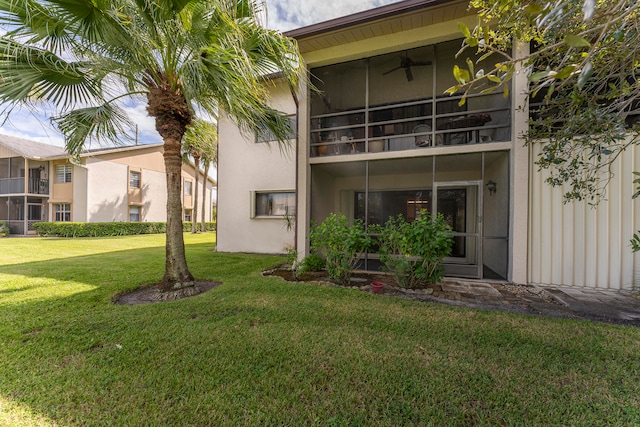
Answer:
[32,221,216,237]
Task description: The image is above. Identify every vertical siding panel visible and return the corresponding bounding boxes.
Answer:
[608,155,622,289]
[529,151,541,284]
[572,198,585,286]
[550,182,563,284]
[540,163,553,284]
[562,189,574,285]
[584,197,598,287]
[620,148,634,289]
[633,144,640,289]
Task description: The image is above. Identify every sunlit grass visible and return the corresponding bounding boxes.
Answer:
[0,233,639,426]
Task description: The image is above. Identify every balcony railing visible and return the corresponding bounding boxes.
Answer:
[310,93,511,158]
[28,178,49,195]
[0,178,24,194]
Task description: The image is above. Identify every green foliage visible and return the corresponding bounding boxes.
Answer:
[32,222,215,237]
[451,1,640,207]
[371,213,453,288]
[0,220,8,236]
[297,253,326,273]
[309,213,371,285]
[183,222,217,233]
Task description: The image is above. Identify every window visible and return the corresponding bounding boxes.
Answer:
[256,115,297,143]
[55,203,71,222]
[184,209,192,221]
[129,171,141,188]
[55,165,72,183]
[129,206,140,222]
[254,192,295,217]
[184,180,192,196]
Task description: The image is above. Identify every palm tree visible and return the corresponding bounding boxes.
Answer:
[198,122,218,232]
[182,119,216,233]
[0,0,302,294]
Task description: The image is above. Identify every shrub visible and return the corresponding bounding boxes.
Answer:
[371,212,453,289]
[298,253,325,273]
[32,221,217,237]
[0,220,8,236]
[182,222,217,232]
[310,213,370,285]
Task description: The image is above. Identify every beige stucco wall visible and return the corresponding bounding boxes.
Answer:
[85,157,129,221]
[529,137,640,290]
[217,80,297,253]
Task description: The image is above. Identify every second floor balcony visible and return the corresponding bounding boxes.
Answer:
[0,177,49,195]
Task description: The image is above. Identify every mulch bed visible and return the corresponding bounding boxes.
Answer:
[113,281,221,305]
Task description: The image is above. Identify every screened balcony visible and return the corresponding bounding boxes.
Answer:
[309,39,511,157]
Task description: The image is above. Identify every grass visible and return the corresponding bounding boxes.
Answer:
[0,233,639,426]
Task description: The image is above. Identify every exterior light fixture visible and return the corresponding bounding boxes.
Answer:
[486,180,497,196]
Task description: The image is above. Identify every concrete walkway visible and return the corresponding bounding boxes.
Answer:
[408,279,640,326]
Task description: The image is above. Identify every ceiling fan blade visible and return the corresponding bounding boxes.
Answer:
[405,67,413,82]
[383,66,402,75]
[411,61,432,67]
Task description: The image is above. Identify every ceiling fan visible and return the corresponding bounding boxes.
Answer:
[383,53,432,82]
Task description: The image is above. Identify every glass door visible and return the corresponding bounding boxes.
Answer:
[433,181,482,278]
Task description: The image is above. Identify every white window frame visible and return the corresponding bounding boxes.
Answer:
[129,205,141,222]
[184,209,192,222]
[55,165,72,183]
[55,203,71,222]
[129,171,141,189]
[251,191,296,218]
[256,114,297,143]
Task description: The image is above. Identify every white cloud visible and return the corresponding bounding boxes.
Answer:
[264,0,401,31]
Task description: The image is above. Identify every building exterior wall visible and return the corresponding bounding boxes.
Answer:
[72,164,88,222]
[85,157,129,221]
[217,81,297,253]
[529,138,640,290]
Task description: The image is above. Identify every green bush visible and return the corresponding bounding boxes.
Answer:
[183,222,217,232]
[371,212,453,288]
[310,213,370,285]
[32,222,216,237]
[298,253,325,273]
[0,220,8,236]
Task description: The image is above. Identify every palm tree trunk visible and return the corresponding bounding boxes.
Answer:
[201,162,210,232]
[146,76,195,292]
[159,135,195,291]
[192,156,200,233]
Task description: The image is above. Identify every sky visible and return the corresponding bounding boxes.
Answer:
[0,0,401,149]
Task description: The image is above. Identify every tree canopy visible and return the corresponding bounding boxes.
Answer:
[450,0,639,204]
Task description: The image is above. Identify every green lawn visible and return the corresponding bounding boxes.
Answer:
[1,234,639,426]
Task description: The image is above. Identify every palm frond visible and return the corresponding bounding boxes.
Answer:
[52,102,133,156]
[0,38,101,106]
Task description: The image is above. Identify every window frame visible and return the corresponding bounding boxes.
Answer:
[184,180,192,196]
[54,203,71,222]
[184,209,192,222]
[129,170,141,189]
[55,164,72,183]
[256,114,297,143]
[129,205,141,222]
[251,191,296,218]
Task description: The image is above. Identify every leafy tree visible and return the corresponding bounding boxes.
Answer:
[0,0,302,292]
[449,1,640,247]
[182,119,217,234]
[198,121,217,232]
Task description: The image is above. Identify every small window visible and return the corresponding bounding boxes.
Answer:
[55,203,71,222]
[129,171,141,188]
[254,192,295,217]
[55,165,72,183]
[129,206,140,222]
[256,115,297,143]
[184,180,192,196]
[184,209,192,221]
